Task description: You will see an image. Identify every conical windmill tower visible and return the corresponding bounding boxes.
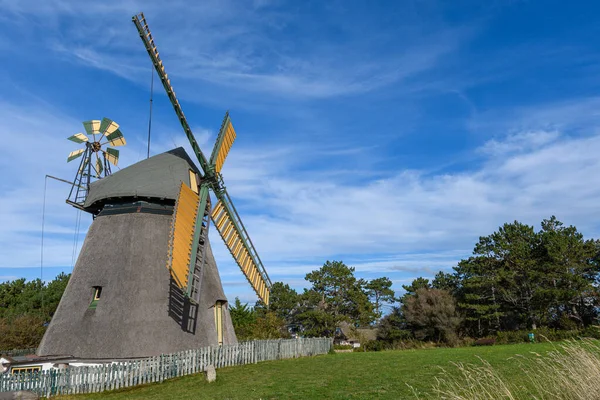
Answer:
[37,13,271,359]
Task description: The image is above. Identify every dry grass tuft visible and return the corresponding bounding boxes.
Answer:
[429,339,600,400]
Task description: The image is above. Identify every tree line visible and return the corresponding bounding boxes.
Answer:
[230,261,395,340]
[0,272,70,350]
[233,216,600,346]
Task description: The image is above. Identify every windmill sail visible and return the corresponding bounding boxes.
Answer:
[106,129,126,146]
[83,120,101,135]
[68,133,89,143]
[104,148,120,166]
[211,189,271,304]
[99,117,120,136]
[209,112,236,174]
[167,182,200,289]
[67,148,85,162]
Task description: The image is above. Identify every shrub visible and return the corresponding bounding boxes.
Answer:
[378,328,413,342]
[534,327,580,342]
[496,328,585,344]
[496,330,528,344]
[581,325,600,339]
[333,344,354,350]
[558,314,580,331]
[403,288,462,344]
[386,339,437,351]
[361,340,386,352]
[0,314,46,350]
[354,339,438,352]
[473,337,496,346]
[458,337,476,347]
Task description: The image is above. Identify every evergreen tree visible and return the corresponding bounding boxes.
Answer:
[229,297,256,340]
[304,260,376,326]
[365,277,396,319]
[538,216,599,327]
[0,273,71,349]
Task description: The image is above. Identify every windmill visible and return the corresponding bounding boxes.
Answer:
[37,13,271,359]
[66,118,126,207]
[132,12,271,306]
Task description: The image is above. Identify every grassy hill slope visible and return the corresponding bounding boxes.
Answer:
[59,342,561,399]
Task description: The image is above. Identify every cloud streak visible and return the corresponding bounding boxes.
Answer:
[0,0,470,103]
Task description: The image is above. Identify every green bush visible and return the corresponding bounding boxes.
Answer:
[473,337,496,346]
[378,328,413,342]
[0,315,46,349]
[361,340,386,352]
[333,344,354,350]
[557,314,580,330]
[393,340,438,350]
[496,330,528,344]
[533,327,580,342]
[581,325,600,339]
[496,327,589,344]
[356,339,438,352]
[457,337,476,347]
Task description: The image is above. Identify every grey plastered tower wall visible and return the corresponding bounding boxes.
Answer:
[37,148,237,359]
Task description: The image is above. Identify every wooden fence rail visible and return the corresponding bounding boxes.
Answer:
[0,338,332,397]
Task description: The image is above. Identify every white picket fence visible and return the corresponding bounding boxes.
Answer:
[0,338,332,397]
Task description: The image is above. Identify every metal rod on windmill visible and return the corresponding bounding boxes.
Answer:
[132,12,272,305]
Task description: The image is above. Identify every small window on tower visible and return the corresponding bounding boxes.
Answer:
[89,286,102,309]
[189,170,199,194]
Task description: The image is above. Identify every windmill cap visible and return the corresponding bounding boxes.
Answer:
[84,147,201,211]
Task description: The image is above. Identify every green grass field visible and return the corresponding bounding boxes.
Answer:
[60,342,562,399]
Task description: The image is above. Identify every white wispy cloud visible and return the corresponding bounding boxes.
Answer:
[208,104,600,271]
[479,130,561,155]
[469,97,600,135]
[0,0,469,103]
[2,96,600,299]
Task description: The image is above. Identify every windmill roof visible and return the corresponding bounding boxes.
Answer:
[84,147,201,210]
[336,321,378,342]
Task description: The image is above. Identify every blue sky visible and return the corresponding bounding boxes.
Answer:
[2,0,600,306]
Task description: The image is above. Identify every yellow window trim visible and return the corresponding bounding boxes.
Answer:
[188,170,199,194]
[214,301,224,346]
[12,366,41,374]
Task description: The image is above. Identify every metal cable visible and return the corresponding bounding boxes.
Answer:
[147,64,154,159]
[71,209,82,270]
[40,176,47,316]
